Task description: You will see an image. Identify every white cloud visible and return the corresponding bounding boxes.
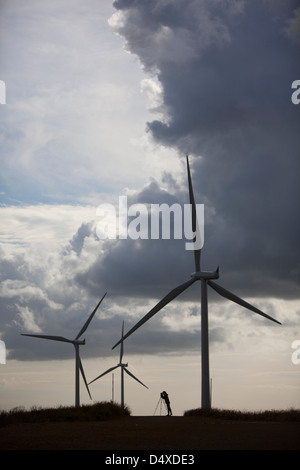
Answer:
[1,0,174,202]
[0,204,96,252]
[15,305,42,333]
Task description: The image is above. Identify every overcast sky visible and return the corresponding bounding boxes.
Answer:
[0,0,299,415]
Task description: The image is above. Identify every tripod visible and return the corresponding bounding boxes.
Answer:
[153,397,167,416]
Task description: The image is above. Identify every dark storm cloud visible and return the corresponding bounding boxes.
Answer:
[110,0,300,298]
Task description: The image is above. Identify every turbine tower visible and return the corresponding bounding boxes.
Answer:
[22,292,107,407]
[112,156,281,409]
[89,321,148,408]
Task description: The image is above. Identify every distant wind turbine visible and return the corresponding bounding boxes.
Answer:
[112,156,281,409]
[89,321,148,408]
[22,292,107,407]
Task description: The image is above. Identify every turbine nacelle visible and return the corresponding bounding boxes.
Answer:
[119,362,128,367]
[73,338,86,346]
[191,267,219,280]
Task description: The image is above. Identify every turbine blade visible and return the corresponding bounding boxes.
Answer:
[21,334,73,344]
[88,365,120,385]
[186,155,201,272]
[79,355,92,400]
[207,280,281,325]
[112,277,196,349]
[119,321,125,363]
[76,292,107,340]
[124,367,148,389]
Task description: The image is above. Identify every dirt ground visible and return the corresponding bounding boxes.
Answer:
[0,415,299,450]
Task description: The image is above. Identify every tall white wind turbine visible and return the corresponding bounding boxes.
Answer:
[113,156,281,409]
[89,321,148,408]
[22,292,107,407]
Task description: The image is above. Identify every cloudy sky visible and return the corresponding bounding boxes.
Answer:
[0,0,299,416]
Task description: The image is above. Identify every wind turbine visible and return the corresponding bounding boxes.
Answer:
[112,156,281,409]
[22,292,107,408]
[89,321,148,408]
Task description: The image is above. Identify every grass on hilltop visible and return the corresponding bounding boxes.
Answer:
[1,402,299,427]
[184,407,300,422]
[0,401,131,426]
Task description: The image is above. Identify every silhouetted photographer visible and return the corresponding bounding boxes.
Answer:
[161,390,172,416]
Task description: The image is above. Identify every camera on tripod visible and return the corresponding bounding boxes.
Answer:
[153,390,173,416]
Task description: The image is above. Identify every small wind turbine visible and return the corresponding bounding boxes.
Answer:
[89,321,148,408]
[112,156,281,409]
[22,292,107,407]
